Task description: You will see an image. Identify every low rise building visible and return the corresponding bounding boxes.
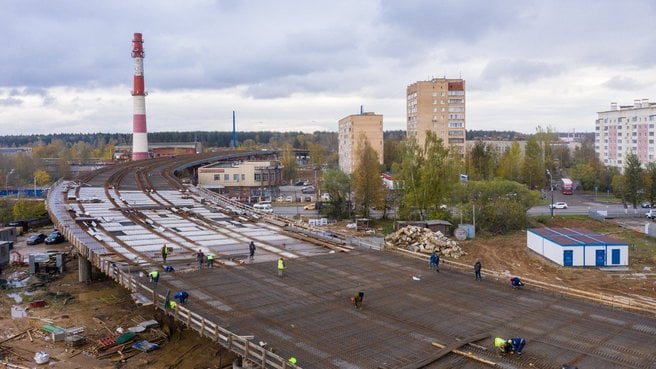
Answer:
[197,160,283,202]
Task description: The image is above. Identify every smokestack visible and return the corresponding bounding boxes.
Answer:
[232,110,236,149]
[131,33,149,161]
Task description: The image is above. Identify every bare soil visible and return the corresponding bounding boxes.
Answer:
[0,234,232,369]
[454,217,656,301]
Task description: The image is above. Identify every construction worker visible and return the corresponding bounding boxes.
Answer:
[196,249,204,270]
[174,291,189,304]
[494,337,511,354]
[168,300,176,310]
[429,251,437,270]
[161,243,169,262]
[249,241,256,260]
[206,254,214,268]
[351,291,364,309]
[277,257,285,278]
[509,337,526,355]
[148,270,159,284]
[288,356,297,365]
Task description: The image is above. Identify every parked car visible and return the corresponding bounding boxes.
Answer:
[26,233,47,245]
[45,230,65,245]
[301,186,315,194]
[303,203,316,210]
[646,210,656,220]
[641,202,653,208]
[549,202,568,209]
[285,196,293,202]
[253,203,273,213]
[294,180,307,186]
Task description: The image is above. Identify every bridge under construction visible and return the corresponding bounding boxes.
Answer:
[46,152,656,369]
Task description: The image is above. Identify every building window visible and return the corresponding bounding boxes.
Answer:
[224,174,229,181]
[214,174,221,181]
[233,174,239,181]
[254,173,260,181]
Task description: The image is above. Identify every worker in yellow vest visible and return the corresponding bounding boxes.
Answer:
[277,257,285,278]
[161,244,169,262]
[288,356,297,365]
[494,337,511,354]
[206,254,214,268]
[148,270,159,284]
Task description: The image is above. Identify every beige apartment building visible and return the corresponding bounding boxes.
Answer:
[338,112,384,174]
[406,78,466,158]
[197,160,283,202]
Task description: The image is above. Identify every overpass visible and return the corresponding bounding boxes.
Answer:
[46,152,656,369]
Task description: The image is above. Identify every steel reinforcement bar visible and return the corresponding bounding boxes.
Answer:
[390,247,656,316]
[46,179,301,369]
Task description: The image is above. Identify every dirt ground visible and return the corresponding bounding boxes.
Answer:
[2,218,655,368]
[454,217,656,305]
[0,232,233,369]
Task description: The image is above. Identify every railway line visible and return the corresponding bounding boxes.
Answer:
[46,152,656,368]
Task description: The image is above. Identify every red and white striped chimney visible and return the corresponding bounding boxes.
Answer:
[131,32,148,161]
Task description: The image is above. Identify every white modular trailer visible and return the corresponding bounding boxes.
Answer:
[527,227,628,267]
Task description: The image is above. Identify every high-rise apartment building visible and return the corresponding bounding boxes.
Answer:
[406,78,466,157]
[595,99,656,170]
[338,112,384,174]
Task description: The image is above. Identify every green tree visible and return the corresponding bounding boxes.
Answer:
[391,137,422,220]
[321,168,351,219]
[0,199,13,223]
[570,162,597,191]
[467,140,497,180]
[496,141,522,182]
[383,137,401,172]
[456,180,538,234]
[307,142,326,167]
[418,132,459,218]
[34,169,51,186]
[522,136,544,189]
[279,144,298,182]
[351,137,384,218]
[624,153,643,208]
[12,199,46,219]
[645,163,656,206]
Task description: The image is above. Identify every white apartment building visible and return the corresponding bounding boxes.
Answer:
[595,99,656,170]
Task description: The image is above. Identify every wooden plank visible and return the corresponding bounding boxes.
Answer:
[431,341,497,366]
[396,332,489,369]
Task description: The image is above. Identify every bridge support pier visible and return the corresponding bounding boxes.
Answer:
[78,256,92,283]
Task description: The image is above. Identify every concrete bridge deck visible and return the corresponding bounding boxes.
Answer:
[46,153,656,369]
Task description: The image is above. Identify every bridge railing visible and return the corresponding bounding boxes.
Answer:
[47,179,300,369]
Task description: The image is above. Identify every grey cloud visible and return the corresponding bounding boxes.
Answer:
[0,97,22,107]
[477,59,563,90]
[603,76,650,91]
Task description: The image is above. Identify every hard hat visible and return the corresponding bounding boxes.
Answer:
[508,339,512,343]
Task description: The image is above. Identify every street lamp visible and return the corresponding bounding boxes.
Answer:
[546,169,554,217]
[5,168,14,195]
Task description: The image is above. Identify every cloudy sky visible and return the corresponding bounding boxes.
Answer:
[0,0,655,136]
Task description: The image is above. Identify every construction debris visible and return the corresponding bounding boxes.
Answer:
[384,225,466,258]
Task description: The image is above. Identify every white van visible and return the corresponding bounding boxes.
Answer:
[253,203,273,213]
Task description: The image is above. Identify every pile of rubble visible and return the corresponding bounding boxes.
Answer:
[384,225,466,258]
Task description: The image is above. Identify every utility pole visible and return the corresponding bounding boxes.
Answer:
[546,170,554,217]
